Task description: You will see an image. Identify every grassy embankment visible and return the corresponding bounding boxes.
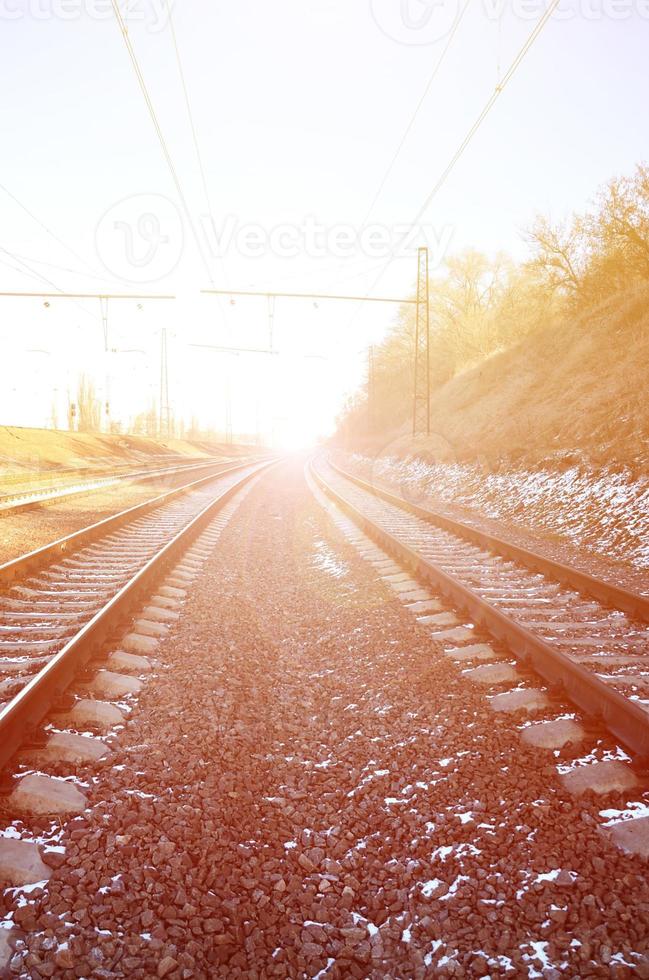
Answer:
[348,285,648,472]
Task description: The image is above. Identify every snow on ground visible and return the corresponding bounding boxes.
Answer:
[343,452,649,574]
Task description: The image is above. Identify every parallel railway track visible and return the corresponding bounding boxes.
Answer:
[0,455,258,515]
[0,457,274,770]
[311,455,649,761]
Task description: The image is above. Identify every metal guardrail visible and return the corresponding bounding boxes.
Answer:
[311,459,649,761]
[0,458,276,771]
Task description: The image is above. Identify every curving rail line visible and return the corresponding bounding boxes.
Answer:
[0,457,275,770]
[311,455,649,760]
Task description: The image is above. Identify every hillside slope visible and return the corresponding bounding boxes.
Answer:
[352,285,649,471]
[0,427,248,478]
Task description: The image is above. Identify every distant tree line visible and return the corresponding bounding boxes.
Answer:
[337,162,649,441]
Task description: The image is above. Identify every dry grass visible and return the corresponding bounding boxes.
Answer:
[364,284,649,470]
[0,427,228,476]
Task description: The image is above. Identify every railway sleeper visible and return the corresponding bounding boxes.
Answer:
[310,458,649,855]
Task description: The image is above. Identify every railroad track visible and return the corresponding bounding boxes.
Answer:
[0,455,258,515]
[0,457,274,773]
[310,455,649,845]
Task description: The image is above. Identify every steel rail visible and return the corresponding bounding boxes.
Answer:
[0,456,255,516]
[0,459,276,771]
[0,454,201,490]
[0,458,267,587]
[310,460,649,761]
[0,457,217,498]
[328,457,649,623]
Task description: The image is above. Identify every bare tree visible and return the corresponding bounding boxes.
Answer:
[592,164,649,274]
[525,215,585,299]
[336,161,649,444]
[76,374,101,432]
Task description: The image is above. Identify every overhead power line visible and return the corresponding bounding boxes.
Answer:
[164,1,217,247]
[0,182,104,281]
[0,291,175,299]
[109,0,216,288]
[189,343,278,355]
[4,250,118,284]
[0,245,100,321]
[201,288,416,305]
[359,0,471,230]
[408,0,561,233]
[162,0,230,327]
[0,247,62,293]
[359,0,562,304]
[0,253,51,287]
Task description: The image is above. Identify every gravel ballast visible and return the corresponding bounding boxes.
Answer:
[5,459,649,978]
[0,465,238,566]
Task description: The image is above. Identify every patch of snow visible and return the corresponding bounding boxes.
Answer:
[600,800,649,826]
[439,875,470,900]
[535,869,576,883]
[423,940,444,966]
[420,878,444,897]
[313,957,335,978]
[556,744,631,775]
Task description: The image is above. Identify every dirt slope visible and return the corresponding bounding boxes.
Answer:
[356,285,649,471]
[0,427,247,477]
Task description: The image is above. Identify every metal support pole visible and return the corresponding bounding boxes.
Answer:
[412,247,430,437]
[100,296,111,432]
[159,328,170,439]
[368,345,376,434]
[225,372,233,445]
[267,295,276,352]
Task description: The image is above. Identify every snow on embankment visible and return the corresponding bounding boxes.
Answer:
[340,452,649,581]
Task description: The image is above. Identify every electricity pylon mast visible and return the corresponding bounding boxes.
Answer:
[367,345,376,433]
[159,328,171,438]
[412,246,430,436]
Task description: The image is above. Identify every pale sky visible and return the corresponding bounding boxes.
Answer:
[1,1,648,446]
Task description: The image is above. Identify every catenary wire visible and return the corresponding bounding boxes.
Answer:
[109,0,218,291]
[352,0,562,315]
[0,182,105,281]
[359,0,471,231]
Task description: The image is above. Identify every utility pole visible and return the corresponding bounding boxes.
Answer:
[0,291,174,435]
[267,295,276,351]
[412,246,430,437]
[159,328,171,439]
[100,296,111,433]
[367,345,376,434]
[225,372,233,446]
